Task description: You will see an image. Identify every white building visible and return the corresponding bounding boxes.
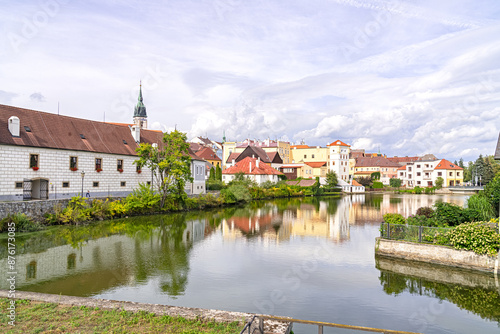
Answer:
[327,140,351,182]
[397,159,463,187]
[0,87,205,201]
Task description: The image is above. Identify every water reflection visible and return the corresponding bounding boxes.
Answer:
[376,255,500,324]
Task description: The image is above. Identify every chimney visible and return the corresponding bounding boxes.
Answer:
[249,161,252,173]
[8,116,20,137]
[232,159,235,166]
[130,125,141,143]
[257,158,260,168]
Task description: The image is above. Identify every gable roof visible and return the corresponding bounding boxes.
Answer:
[304,161,327,168]
[387,156,421,164]
[226,152,240,163]
[195,147,221,161]
[0,104,163,156]
[236,145,273,163]
[327,140,350,147]
[434,159,462,170]
[222,157,283,175]
[266,151,283,164]
[355,156,401,168]
[352,180,363,187]
[285,179,316,187]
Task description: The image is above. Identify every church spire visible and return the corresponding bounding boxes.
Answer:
[133,81,148,129]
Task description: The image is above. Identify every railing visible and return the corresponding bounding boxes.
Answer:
[380,222,453,245]
[240,315,422,334]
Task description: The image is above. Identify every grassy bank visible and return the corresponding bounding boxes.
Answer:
[1,298,241,334]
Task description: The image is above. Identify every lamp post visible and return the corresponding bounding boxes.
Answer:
[81,170,85,197]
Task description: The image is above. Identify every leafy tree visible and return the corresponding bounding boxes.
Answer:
[209,167,215,180]
[435,177,444,189]
[484,175,500,217]
[371,171,381,180]
[135,130,193,208]
[356,176,372,187]
[389,178,402,188]
[325,171,338,189]
[216,164,222,181]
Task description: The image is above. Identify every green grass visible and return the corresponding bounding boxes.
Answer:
[1,298,242,333]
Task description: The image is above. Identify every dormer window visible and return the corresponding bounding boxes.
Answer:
[24,126,31,132]
[80,134,86,139]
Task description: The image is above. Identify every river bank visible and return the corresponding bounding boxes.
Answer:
[0,290,291,334]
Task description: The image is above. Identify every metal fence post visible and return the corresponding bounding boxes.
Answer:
[318,324,323,334]
[387,222,390,239]
[419,225,422,243]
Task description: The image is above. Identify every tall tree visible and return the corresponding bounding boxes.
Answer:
[215,164,222,181]
[135,130,192,207]
[325,171,338,189]
[209,167,215,180]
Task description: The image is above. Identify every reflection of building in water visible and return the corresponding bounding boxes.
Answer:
[349,194,466,224]
[0,219,205,296]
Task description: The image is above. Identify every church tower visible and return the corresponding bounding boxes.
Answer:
[133,82,147,129]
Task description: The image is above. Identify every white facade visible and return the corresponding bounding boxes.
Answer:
[328,141,351,182]
[398,159,463,187]
[222,173,280,185]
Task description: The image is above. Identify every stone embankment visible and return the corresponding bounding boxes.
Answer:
[0,290,292,334]
[375,237,500,274]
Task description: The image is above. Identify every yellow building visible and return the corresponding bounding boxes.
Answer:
[290,145,328,163]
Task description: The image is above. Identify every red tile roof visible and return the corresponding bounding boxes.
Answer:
[397,165,407,170]
[355,156,401,168]
[327,140,350,147]
[352,180,362,187]
[434,159,463,170]
[285,179,316,187]
[387,156,421,164]
[226,152,240,163]
[0,104,163,156]
[222,157,283,175]
[195,147,221,161]
[304,161,327,168]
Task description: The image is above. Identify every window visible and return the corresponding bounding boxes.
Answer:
[416,165,421,168]
[457,172,460,176]
[417,181,421,185]
[417,172,421,176]
[117,159,123,172]
[408,167,412,172]
[93,182,99,187]
[29,154,39,168]
[136,164,142,173]
[95,158,102,171]
[304,155,307,158]
[69,156,78,170]
[15,182,23,189]
[449,172,452,176]
[312,154,315,159]
[62,182,69,188]
[438,172,442,176]
[120,181,126,187]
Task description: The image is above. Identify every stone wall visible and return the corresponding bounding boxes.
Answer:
[375,237,500,274]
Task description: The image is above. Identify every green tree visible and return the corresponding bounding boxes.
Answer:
[216,164,222,181]
[484,175,500,217]
[135,130,193,208]
[435,177,444,189]
[325,171,338,189]
[209,167,215,180]
[371,171,381,180]
[356,176,372,188]
[389,178,402,188]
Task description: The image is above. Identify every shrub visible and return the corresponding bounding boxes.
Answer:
[207,180,225,191]
[416,206,434,218]
[433,202,475,227]
[466,193,495,221]
[372,181,383,189]
[383,213,405,225]
[0,213,40,232]
[124,183,160,214]
[221,184,251,203]
[448,222,500,257]
[406,215,440,227]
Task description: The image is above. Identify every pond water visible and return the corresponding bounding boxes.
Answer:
[1,193,499,333]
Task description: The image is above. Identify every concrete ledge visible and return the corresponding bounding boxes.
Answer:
[375,237,500,274]
[0,290,291,334]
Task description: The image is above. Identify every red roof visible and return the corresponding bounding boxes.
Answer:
[355,156,400,168]
[286,179,316,187]
[327,140,350,147]
[0,104,163,156]
[397,165,407,170]
[387,156,421,164]
[291,145,310,149]
[195,147,221,161]
[434,159,463,170]
[226,152,240,163]
[352,180,362,186]
[222,157,283,175]
[304,161,327,168]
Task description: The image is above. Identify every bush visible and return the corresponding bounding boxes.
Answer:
[433,202,475,227]
[466,193,495,221]
[372,181,383,189]
[221,184,251,203]
[416,206,434,218]
[207,180,225,191]
[0,213,40,232]
[448,221,500,257]
[406,215,440,227]
[383,213,405,225]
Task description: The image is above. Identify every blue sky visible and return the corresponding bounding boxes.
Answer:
[1,0,500,162]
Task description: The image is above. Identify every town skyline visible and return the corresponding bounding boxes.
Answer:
[1,0,499,161]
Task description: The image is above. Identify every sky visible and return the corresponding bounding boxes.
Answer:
[1,0,500,162]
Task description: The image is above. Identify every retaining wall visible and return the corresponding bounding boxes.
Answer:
[375,237,500,274]
[0,290,291,334]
